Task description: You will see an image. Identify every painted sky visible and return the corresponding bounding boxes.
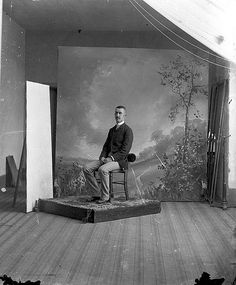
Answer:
[57,47,208,159]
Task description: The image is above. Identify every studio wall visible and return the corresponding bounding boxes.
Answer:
[56,47,208,201]
[0,12,25,182]
[25,31,178,86]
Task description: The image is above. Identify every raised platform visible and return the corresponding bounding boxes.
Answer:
[38,196,161,223]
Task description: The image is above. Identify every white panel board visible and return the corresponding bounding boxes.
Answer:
[26,81,53,212]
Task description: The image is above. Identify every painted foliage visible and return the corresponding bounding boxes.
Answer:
[55,47,208,201]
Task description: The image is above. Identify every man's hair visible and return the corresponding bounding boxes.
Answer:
[115,105,126,112]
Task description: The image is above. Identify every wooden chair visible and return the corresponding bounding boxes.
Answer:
[95,153,136,200]
[109,169,129,200]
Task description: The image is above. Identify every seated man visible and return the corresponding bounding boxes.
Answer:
[83,105,133,204]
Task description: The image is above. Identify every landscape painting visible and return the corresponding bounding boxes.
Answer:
[55,47,208,201]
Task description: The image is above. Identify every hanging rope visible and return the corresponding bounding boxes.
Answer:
[129,0,236,71]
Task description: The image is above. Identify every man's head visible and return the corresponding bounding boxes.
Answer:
[114,106,126,124]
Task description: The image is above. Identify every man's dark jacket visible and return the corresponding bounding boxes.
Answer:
[99,123,133,170]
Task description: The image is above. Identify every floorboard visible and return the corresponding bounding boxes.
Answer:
[0,189,235,285]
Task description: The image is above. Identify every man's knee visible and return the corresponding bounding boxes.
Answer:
[83,164,93,174]
[83,160,101,174]
[98,165,109,176]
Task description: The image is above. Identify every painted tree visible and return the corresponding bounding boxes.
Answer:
[159,55,208,161]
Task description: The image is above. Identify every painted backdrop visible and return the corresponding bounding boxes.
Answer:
[55,47,208,201]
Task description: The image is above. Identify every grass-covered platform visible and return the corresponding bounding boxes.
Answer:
[38,196,161,223]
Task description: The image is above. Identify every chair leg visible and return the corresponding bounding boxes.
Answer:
[109,172,114,198]
[124,170,129,200]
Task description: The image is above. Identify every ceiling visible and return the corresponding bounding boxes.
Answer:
[3,0,219,61]
[3,0,159,32]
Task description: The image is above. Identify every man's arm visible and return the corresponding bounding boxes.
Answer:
[99,129,112,160]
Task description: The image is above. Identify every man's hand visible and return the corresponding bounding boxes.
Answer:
[104,157,112,163]
[100,157,106,163]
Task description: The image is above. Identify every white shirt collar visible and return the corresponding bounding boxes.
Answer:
[117,121,125,126]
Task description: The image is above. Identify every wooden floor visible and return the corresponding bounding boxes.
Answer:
[0,189,235,285]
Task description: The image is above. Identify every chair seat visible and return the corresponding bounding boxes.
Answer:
[110,169,126,173]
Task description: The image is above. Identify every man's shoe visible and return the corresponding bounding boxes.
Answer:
[86,196,100,202]
[96,198,110,204]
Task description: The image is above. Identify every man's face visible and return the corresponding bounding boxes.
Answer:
[115,108,126,123]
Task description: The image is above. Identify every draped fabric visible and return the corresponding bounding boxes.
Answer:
[143,0,236,64]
